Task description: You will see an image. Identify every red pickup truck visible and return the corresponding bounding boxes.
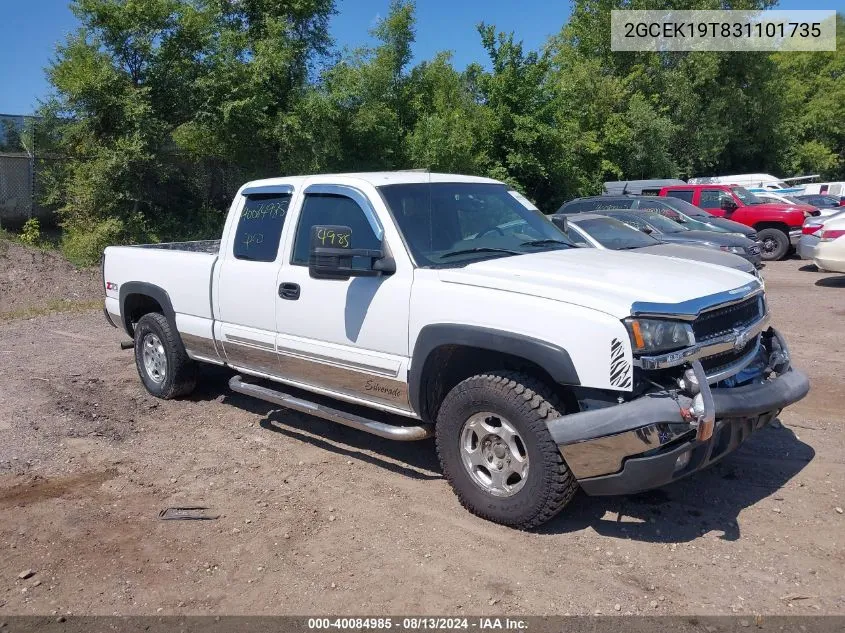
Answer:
[659,184,809,261]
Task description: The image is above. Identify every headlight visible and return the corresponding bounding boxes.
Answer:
[624,318,695,354]
[720,245,747,255]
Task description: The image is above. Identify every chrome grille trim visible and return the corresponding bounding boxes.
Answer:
[634,314,770,371]
[693,295,764,342]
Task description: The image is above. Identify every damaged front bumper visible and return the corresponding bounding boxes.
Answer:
[546,327,810,496]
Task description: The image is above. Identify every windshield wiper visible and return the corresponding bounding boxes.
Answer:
[440,247,521,259]
[520,239,573,248]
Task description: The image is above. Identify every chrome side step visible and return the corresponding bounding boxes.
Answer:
[228,375,434,441]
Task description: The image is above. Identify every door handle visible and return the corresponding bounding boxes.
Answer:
[278,282,300,300]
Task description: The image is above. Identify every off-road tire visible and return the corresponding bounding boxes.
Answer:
[758,228,790,261]
[435,371,578,529]
[133,312,197,399]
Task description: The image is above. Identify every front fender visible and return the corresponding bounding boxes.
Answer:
[408,324,582,418]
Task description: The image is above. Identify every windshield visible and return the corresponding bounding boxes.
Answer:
[575,217,660,249]
[657,196,712,218]
[731,186,764,205]
[379,183,573,266]
[637,211,689,233]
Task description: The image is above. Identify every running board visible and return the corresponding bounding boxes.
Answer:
[228,375,433,441]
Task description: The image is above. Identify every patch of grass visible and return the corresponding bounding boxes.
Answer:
[0,223,63,255]
[0,299,103,323]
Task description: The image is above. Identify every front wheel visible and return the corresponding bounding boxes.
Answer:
[758,228,790,261]
[435,371,578,529]
[133,312,197,399]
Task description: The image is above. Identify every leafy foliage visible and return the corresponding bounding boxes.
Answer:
[36,0,845,264]
[19,219,42,246]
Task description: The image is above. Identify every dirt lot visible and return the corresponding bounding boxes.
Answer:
[0,243,843,616]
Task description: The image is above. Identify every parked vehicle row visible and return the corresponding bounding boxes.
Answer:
[550,213,759,277]
[558,195,762,267]
[103,171,809,530]
[600,178,836,261]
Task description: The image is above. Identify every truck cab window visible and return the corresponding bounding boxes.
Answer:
[233,193,291,262]
[698,190,724,209]
[667,190,694,203]
[291,194,381,268]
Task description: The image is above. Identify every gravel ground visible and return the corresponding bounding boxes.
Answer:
[0,249,842,616]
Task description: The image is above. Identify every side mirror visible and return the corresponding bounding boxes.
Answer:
[308,225,395,280]
[639,226,654,235]
[720,198,738,212]
[551,215,568,232]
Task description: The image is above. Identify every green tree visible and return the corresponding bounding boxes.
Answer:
[39,0,333,265]
[405,53,493,174]
[770,14,845,179]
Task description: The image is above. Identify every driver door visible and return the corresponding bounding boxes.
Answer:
[274,186,414,413]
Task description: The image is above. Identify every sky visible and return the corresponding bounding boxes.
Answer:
[0,0,829,115]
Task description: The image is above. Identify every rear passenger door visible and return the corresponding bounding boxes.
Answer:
[215,185,293,374]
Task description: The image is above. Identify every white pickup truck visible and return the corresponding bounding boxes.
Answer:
[103,172,809,529]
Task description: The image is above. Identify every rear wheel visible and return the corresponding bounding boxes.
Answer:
[758,228,790,261]
[435,371,578,529]
[133,312,197,399]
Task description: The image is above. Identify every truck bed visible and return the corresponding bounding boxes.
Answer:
[103,240,221,328]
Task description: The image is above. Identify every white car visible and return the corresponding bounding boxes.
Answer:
[813,214,845,273]
[798,211,845,260]
[102,172,809,529]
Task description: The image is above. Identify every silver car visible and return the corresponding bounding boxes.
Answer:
[551,213,761,278]
[798,210,845,260]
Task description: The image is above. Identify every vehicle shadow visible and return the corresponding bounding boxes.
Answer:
[815,275,845,288]
[196,368,442,481]
[188,368,814,542]
[255,413,441,481]
[539,423,815,542]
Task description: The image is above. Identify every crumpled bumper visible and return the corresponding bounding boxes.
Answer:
[546,333,810,496]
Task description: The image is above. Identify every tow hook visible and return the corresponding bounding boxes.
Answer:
[689,360,715,441]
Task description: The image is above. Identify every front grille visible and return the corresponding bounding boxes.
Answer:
[748,232,758,242]
[699,337,758,375]
[693,296,763,342]
[747,244,761,255]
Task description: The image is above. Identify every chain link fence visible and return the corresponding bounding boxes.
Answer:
[0,152,56,229]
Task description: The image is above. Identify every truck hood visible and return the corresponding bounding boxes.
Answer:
[669,230,751,247]
[635,243,755,273]
[742,202,808,224]
[438,249,759,319]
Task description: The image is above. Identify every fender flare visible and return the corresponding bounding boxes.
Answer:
[408,324,580,417]
[118,281,177,337]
